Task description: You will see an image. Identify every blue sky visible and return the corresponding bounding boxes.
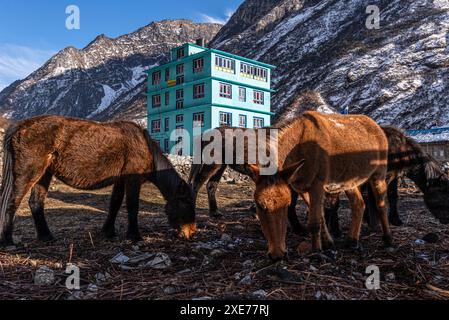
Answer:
[0,0,243,90]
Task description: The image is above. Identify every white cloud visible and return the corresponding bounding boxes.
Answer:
[198,8,236,25]
[0,44,55,91]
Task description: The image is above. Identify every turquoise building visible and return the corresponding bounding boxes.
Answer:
[146,41,276,155]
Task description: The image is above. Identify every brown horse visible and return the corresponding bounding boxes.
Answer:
[325,126,449,235]
[0,116,196,245]
[247,111,391,259]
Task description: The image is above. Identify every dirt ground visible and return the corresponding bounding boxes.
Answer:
[0,179,448,300]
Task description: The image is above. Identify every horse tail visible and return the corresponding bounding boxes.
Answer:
[188,163,203,186]
[0,125,17,239]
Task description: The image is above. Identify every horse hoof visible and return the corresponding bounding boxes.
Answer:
[290,224,307,236]
[382,234,394,247]
[209,210,223,218]
[38,234,55,243]
[389,217,403,226]
[102,228,117,239]
[126,233,143,243]
[345,238,363,253]
[331,229,342,239]
[322,239,335,251]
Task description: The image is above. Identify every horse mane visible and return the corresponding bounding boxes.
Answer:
[142,129,184,200]
[382,125,448,187]
[274,90,334,128]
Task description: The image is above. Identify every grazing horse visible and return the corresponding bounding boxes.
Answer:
[0,116,196,245]
[247,111,391,259]
[188,91,330,233]
[325,126,449,235]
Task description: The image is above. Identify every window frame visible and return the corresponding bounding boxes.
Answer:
[238,114,247,128]
[193,112,205,127]
[193,57,204,73]
[152,71,161,85]
[193,83,205,99]
[151,119,161,133]
[253,90,264,105]
[253,117,265,129]
[238,87,247,102]
[164,118,170,132]
[152,94,161,108]
[219,112,232,127]
[176,114,184,124]
[219,82,232,99]
[177,48,185,60]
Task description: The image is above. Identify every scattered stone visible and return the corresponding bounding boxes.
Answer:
[276,268,297,282]
[95,272,111,283]
[239,274,253,286]
[127,252,155,265]
[176,268,192,275]
[164,286,177,295]
[385,272,396,282]
[309,265,318,272]
[350,259,358,267]
[252,290,267,299]
[87,284,98,293]
[192,296,212,301]
[220,233,232,243]
[234,272,242,280]
[67,291,83,300]
[131,245,140,251]
[234,225,245,231]
[242,260,253,269]
[422,233,439,244]
[352,272,363,279]
[34,266,56,285]
[227,244,236,250]
[110,252,130,264]
[178,256,189,262]
[145,253,172,269]
[414,239,426,245]
[211,249,225,257]
[315,291,322,300]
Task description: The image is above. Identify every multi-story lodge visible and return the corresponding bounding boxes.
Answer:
[146,40,276,155]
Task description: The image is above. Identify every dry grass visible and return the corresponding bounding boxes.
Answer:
[0,180,448,300]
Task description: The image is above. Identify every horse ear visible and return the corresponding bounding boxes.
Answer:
[247,164,260,178]
[280,159,306,183]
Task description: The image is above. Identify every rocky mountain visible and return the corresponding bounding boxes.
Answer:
[0,20,221,123]
[211,0,449,129]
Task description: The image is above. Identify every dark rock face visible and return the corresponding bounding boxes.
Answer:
[0,20,222,124]
[211,0,449,129]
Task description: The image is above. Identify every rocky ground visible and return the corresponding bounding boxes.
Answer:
[0,177,448,300]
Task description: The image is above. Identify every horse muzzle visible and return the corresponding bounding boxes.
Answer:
[179,223,197,240]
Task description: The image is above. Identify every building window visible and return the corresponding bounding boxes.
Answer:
[152,94,161,108]
[215,55,235,73]
[176,114,184,123]
[164,118,170,132]
[177,48,185,59]
[240,63,268,82]
[152,71,161,85]
[176,64,184,75]
[165,92,170,106]
[151,119,161,133]
[164,139,170,153]
[193,112,205,127]
[239,87,246,102]
[165,68,170,81]
[176,89,184,109]
[254,90,264,105]
[219,112,232,127]
[253,117,265,129]
[219,82,232,99]
[176,75,184,85]
[193,83,205,99]
[239,115,247,128]
[193,58,204,73]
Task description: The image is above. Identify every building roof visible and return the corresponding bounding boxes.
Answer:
[146,42,276,74]
[407,127,449,143]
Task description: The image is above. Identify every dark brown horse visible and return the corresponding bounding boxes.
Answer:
[0,116,196,245]
[325,126,449,236]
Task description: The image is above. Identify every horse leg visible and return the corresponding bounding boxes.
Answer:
[288,189,306,235]
[345,188,366,250]
[102,179,125,239]
[369,178,393,246]
[206,165,226,218]
[324,193,342,238]
[28,170,54,242]
[387,177,402,226]
[1,170,46,245]
[307,183,333,251]
[125,178,143,242]
[363,183,380,231]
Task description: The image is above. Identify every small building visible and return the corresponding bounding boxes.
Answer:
[145,40,276,155]
[407,127,449,162]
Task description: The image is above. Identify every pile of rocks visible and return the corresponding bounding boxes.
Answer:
[166,154,250,184]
